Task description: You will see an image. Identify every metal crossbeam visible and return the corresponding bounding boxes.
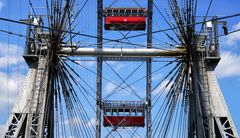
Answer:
[59,47,186,57]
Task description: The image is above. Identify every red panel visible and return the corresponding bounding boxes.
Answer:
[105,16,146,24]
[103,116,145,127]
[104,16,146,30]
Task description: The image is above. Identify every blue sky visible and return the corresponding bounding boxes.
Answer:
[0,0,240,136]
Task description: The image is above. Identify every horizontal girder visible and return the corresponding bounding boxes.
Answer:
[59,47,186,58]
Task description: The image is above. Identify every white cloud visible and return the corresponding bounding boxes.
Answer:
[71,57,96,67]
[215,51,240,78]
[0,71,25,136]
[64,116,83,126]
[0,42,26,135]
[105,82,117,94]
[104,81,138,97]
[0,42,25,68]
[0,42,26,109]
[0,71,25,115]
[87,118,96,128]
[152,80,173,95]
[82,61,95,67]
[64,116,95,129]
[0,1,3,12]
[105,61,116,65]
[152,73,162,81]
[224,22,240,46]
[115,63,127,71]
[0,124,5,136]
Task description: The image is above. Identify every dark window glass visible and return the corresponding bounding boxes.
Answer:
[125,109,131,116]
[126,10,131,16]
[113,10,118,16]
[105,108,111,116]
[112,109,118,116]
[132,10,137,16]
[120,10,125,16]
[139,10,144,16]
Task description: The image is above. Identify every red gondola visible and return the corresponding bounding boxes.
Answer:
[104,8,147,31]
[103,101,145,127]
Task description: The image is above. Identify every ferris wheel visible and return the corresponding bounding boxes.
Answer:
[1,0,240,138]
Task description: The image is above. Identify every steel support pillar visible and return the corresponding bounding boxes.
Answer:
[213,16,220,57]
[24,56,49,138]
[96,0,103,138]
[188,55,206,138]
[146,0,153,137]
[206,62,239,138]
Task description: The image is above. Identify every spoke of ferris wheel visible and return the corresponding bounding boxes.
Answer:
[61,0,89,41]
[59,59,127,136]
[104,61,143,100]
[62,56,145,99]
[56,64,92,137]
[157,1,179,34]
[130,127,142,138]
[28,0,38,19]
[57,94,68,137]
[58,60,96,103]
[62,57,147,99]
[104,10,174,47]
[84,18,178,48]
[64,55,180,101]
[172,95,188,138]
[57,67,101,137]
[115,31,136,48]
[55,73,67,137]
[168,0,188,46]
[130,62,184,135]
[150,1,195,136]
[63,21,80,41]
[53,1,62,31]
[61,4,82,40]
[57,70,79,137]
[194,0,213,47]
[57,60,94,132]
[104,61,145,100]
[102,21,150,47]
[152,63,184,117]
[72,0,89,22]
[64,24,81,43]
[0,28,177,48]
[170,92,182,137]
[1,13,240,46]
[62,55,183,136]
[54,78,60,137]
[86,41,150,48]
[67,10,74,47]
[83,29,176,48]
[151,62,183,102]
[160,65,187,137]
[58,58,96,100]
[154,86,186,137]
[152,35,176,47]
[105,58,182,99]
[151,64,187,136]
[57,1,72,35]
[153,2,186,46]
